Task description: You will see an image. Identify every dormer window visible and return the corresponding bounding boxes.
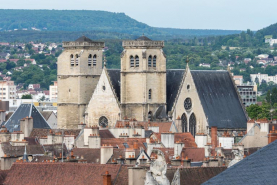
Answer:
[75,54,79,66]
[148,55,152,67]
[153,56,156,67]
[130,55,134,67]
[70,54,74,67]
[88,54,92,66]
[135,56,139,67]
[93,54,97,66]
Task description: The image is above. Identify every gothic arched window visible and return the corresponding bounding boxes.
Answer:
[88,54,92,66]
[135,55,139,67]
[189,113,196,137]
[148,55,152,67]
[153,56,157,67]
[99,116,108,128]
[149,89,152,99]
[93,54,97,66]
[70,54,74,66]
[75,54,79,66]
[181,113,187,132]
[130,55,134,67]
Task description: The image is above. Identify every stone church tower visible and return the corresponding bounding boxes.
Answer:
[57,36,104,128]
[120,36,166,121]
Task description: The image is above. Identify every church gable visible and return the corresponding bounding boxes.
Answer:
[190,70,247,129]
[85,69,120,128]
[172,68,208,135]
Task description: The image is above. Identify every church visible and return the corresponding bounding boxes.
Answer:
[57,36,248,136]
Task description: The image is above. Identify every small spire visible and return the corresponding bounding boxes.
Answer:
[103,56,107,67]
[186,56,189,63]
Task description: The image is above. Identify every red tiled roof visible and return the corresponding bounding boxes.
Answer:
[3,163,128,185]
[72,148,100,163]
[115,121,174,133]
[99,130,115,138]
[29,129,81,138]
[101,138,146,150]
[150,133,197,148]
[181,148,205,162]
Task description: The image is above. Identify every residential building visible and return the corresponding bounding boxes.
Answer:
[237,84,257,107]
[233,75,243,85]
[49,81,57,101]
[0,81,16,100]
[28,84,40,90]
[250,73,277,84]
[199,63,211,68]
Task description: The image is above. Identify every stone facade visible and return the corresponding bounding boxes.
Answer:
[85,68,121,128]
[172,66,208,135]
[120,39,166,121]
[57,37,104,128]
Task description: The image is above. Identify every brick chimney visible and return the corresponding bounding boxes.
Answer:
[103,171,111,185]
[133,140,138,150]
[211,126,217,149]
[268,126,277,144]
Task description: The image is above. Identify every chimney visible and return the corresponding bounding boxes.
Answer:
[103,171,111,185]
[88,134,101,148]
[100,145,113,164]
[211,127,217,149]
[161,132,175,148]
[133,140,138,150]
[0,110,5,123]
[174,141,184,157]
[268,129,277,144]
[20,117,33,138]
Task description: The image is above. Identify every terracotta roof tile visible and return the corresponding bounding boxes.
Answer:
[101,138,146,150]
[181,148,205,162]
[3,163,128,185]
[72,148,100,163]
[150,133,197,148]
[29,129,81,138]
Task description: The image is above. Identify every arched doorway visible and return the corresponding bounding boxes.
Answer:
[181,113,187,132]
[189,113,196,137]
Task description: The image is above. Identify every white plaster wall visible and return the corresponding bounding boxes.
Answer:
[219,137,234,149]
[161,133,174,148]
[195,135,207,148]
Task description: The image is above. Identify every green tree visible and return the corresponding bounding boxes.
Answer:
[21,94,32,99]
[266,90,271,104]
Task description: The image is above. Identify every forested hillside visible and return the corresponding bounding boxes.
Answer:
[0,9,241,38]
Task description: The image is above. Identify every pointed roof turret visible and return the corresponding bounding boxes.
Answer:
[23,145,29,162]
[75,36,94,43]
[136,35,152,41]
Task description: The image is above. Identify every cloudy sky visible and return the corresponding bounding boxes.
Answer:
[1,0,276,30]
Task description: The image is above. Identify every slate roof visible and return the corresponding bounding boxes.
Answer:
[166,70,185,112]
[29,128,81,138]
[75,36,94,42]
[190,70,247,129]
[2,163,128,185]
[203,140,277,185]
[181,147,205,162]
[107,69,121,101]
[3,104,51,132]
[136,35,152,41]
[166,167,226,185]
[72,148,100,163]
[99,129,115,138]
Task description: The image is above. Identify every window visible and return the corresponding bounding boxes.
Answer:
[149,89,152,99]
[99,116,108,128]
[148,55,152,67]
[93,55,97,66]
[75,54,79,66]
[135,55,139,67]
[88,54,92,66]
[130,55,134,67]
[70,54,74,66]
[153,56,156,67]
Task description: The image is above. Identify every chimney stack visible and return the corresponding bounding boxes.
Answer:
[211,126,217,149]
[103,171,112,185]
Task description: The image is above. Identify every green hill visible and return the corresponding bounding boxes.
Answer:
[0,9,241,38]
